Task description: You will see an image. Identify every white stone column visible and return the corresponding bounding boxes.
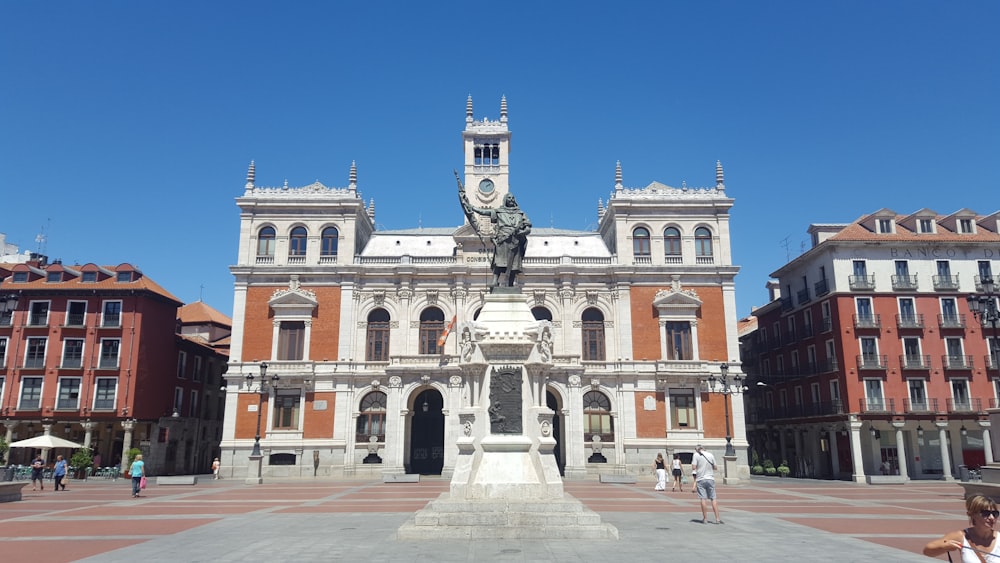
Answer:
[442,375,464,478]
[2,421,17,464]
[936,421,954,481]
[828,426,841,478]
[563,375,587,479]
[980,421,994,464]
[119,419,136,472]
[778,429,788,465]
[848,417,866,483]
[385,378,405,474]
[892,422,909,480]
[793,428,804,476]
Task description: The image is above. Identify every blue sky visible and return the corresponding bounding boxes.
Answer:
[2,2,998,319]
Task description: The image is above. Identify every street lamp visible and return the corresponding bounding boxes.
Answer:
[245,362,279,459]
[0,292,19,325]
[967,276,1000,369]
[707,362,743,457]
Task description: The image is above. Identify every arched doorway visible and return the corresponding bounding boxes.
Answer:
[408,388,444,475]
[546,390,565,476]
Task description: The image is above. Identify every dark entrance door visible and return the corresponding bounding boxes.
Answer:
[409,389,444,475]
[546,391,565,476]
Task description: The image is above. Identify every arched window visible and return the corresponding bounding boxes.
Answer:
[257,227,276,257]
[581,308,605,361]
[695,227,713,257]
[289,226,308,256]
[664,227,682,257]
[356,391,387,441]
[366,309,390,361]
[632,227,651,257]
[321,227,339,257]
[419,307,445,355]
[531,306,552,321]
[582,390,613,442]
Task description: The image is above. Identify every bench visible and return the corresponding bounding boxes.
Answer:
[383,473,420,483]
[156,475,198,486]
[0,482,29,502]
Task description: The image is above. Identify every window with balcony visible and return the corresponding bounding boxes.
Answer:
[669,388,696,429]
[944,338,969,369]
[864,378,885,411]
[940,297,962,328]
[934,260,958,290]
[859,336,881,368]
[419,307,445,355]
[101,301,122,328]
[278,321,305,360]
[288,226,308,257]
[24,337,46,368]
[257,226,276,259]
[356,391,387,441]
[855,297,876,327]
[897,297,921,328]
[98,338,120,369]
[57,377,81,410]
[18,376,43,410]
[581,308,606,361]
[93,378,117,410]
[272,390,300,430]
[694,227,713,258]
[907,379,928,412]
[366,309,390,361]
[29,301,49,326]
[583,390,614,441]
[66,301,86,326]
[632,227,650,258]
[850,260,874,289]
[951,379,971,412]
[61,338,84,369]
[663,227,682,259]
[901,337,925,368]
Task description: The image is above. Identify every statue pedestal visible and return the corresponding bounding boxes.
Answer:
[397,291,617,540]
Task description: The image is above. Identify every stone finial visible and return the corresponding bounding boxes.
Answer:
[367,198,375,219]
[597,198,605,219]
[614,160,623,193]
[716,160,725,191]
[466,94,474,123]
[245,160,255,189]
[349,160,358,194]
[283,179,289,190]
[500,95,508,123]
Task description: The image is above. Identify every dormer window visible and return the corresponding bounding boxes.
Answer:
[918,219,934,233]
[12,272,28,283]
[959,219,975,234]
[877,219,894,234]
[82,272,97,283]
[116,272,132,283]
[46,272,61,283]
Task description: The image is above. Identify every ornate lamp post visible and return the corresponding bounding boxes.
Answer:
[707,362,743,457]
[245,362,278,484]
[967,277,1000,369]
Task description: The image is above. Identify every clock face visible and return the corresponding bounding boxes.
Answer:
[478,179,495,194]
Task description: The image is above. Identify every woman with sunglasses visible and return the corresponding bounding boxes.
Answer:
[923,494,999,561]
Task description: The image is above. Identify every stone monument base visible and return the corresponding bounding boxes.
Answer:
[396,493,618,539]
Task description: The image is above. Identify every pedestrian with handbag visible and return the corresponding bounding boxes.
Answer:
[691,444,722,524]
[53,455,68,491]
[128,454,145,498]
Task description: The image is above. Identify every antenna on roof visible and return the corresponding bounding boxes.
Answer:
[779,236,791,262]
[35,218,50,255]
[199,284,205,302]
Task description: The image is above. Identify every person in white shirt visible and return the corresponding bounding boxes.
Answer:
[690,444,722,524]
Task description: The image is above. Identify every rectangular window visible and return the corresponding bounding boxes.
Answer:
[62,338,85,369]
[665,322,692,360]
[99,339,121,369]
[272,390,301,430]
[177,351,187,379]
[952,379,971,410]
[806,346,817,372]
[18,376,43,410]
[82,271,97,283]
[57,377,82,410]
[669,388,696,429]
[810,383,821,403]
[29,301,50,326]
[278,321,305,360]
[979,261,994,282]
[860,336,879,367]
[908,379,926,410]
[582,322,606,361]
[46,271,61,283]
[865,379,884,410]
[919,218,934,233]
[941,297,959,325]
[877,219,893,233]
[960,219,974,234]
[66,301,87,326]
[0,337,6,367]
[366,321,390,362]
[0,376,4,406]
[790,350,800,373]
[830,380,841,411]
[116,271,132,283]
[794,386,803,405]
[24,337,47,368]
[193,356,203,382]
[12,272,28,282]
[93,378,117,410]
[102,301,122,327]
[189,389,199,417]
[173,387,183,414]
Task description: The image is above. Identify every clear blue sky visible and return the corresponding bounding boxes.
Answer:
[2,2,997,319]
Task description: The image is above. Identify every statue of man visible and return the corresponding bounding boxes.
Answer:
[457,174,532,287]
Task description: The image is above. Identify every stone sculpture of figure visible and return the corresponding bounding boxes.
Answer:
[456,172,532,287]
[459,327,476,362]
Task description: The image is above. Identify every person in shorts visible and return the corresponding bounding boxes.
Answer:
[212,458,221,479]
[30,454,45,491]
[690,444,722,524]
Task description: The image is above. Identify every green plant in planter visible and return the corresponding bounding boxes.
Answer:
[762,459,775,471]
[777,460,791,477]
[0,437,8,464]
[751,464,764,475]
[765,466,777,476]
[70,448,93,478]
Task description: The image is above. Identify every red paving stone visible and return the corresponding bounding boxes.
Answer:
[784,517,958,535]
[3,539,143,562]
[0,517,217,537]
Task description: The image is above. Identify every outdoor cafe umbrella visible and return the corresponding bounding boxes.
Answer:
[8,434,84,449]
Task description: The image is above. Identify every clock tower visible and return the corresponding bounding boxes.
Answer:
[462,95,511,214]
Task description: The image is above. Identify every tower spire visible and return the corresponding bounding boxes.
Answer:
[614,160,623,192]
[466,95,474,123]
[245,160,255,190]
[715,160,725,191]
[500,95,508,123]
[349,160,358,194]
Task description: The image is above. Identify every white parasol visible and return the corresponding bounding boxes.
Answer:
[8,434,84,449]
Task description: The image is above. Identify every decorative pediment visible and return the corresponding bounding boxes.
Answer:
[653,286,702,318]
[269,275,318,313]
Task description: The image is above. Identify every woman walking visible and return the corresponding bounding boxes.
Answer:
[653,453,667,491]
[128,454,145,498]
[670,453,684,492]
[53,455,68,491]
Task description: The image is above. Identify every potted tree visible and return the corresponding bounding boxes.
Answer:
[763,459,777,476]
[70,448,94,480]
[777,460,791,478]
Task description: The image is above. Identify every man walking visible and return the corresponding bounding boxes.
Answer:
[691,444,722,524]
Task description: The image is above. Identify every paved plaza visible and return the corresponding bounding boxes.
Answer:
[0,475,966,562]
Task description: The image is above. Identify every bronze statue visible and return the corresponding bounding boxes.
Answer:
[456,171,531,287]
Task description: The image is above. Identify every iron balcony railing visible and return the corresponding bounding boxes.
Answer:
[985,353,1000,370]
[899,354,932,369]
[903,398,939,413]
[821,317,833,333]
[745,400,845,422]
[849,274,876,290]
[896,313,924,329]
[975,275,995,292]
[946,398,981,413]
[822,358,839,373]
[814,278,830,297]
[857,354,888,370]
[938,313,966,329]
[801,323,814,339]
[797,288,811,305]
[932,274,960,290]
[860,398,895,413]
[891,274,919,290]
[854,314,881,329]
[941,355,974,370]
[780,297,793,312]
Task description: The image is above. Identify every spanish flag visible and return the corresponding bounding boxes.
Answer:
[437,315,457,348]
